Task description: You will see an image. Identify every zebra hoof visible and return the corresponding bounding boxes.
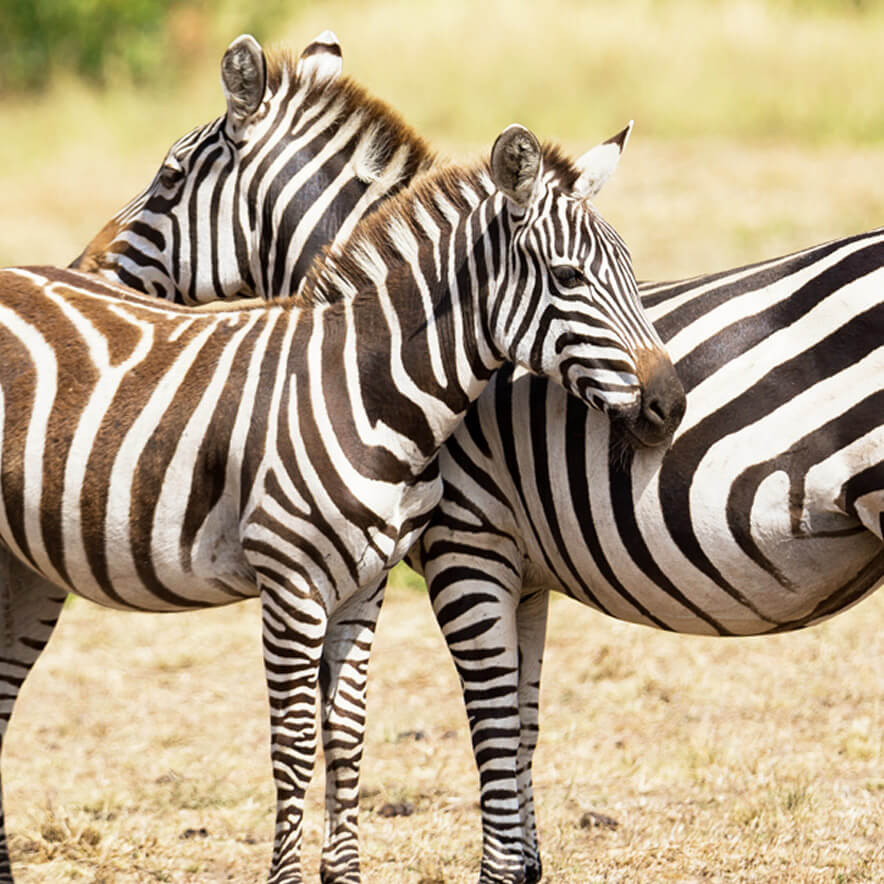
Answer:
[525,859,543,884]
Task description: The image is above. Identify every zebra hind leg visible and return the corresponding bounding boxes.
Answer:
[514,590,550,884]
[0,548,67,884]
[318,579,385,884]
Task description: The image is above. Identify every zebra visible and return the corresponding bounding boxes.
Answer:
[68,30,439,876]
[0,123,684,884]
[412,227,884,882]
[72,30,435,303]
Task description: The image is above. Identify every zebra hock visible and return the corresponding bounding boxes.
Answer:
[0,127,683,883]
[416,227,884,883]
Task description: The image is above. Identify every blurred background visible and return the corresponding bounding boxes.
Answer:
[2,0,884,278]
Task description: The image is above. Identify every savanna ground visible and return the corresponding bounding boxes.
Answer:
[1,0,883,880]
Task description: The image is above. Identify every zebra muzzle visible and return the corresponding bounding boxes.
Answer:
[615,348,686,449]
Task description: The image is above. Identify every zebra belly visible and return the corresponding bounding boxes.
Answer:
[0,422,257,612]
[521,450,883,635]
[0,507,257,613]
[557,449,878,635]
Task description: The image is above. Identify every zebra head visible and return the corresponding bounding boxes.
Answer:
[488,124,685,447]
[71,31,433,304]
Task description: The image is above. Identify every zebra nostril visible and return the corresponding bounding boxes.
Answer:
[643,397,667,427]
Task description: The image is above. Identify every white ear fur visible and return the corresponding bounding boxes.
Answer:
[296,29,343,86]
[221,35,267,134]
[573,121,633,199]
[490,124,543,209]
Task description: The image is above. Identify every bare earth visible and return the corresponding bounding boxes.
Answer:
[5,579,882,883]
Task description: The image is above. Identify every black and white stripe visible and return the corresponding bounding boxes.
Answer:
[416,227,884,882]
[0,122,677,883]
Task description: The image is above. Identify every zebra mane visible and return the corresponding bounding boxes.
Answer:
[297,143,585,308]
[265,49,435,187]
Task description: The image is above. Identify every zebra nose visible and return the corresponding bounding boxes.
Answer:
[629,349,686,448]
[642,394,668,429]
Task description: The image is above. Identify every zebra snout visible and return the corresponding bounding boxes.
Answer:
[618,349,686,449]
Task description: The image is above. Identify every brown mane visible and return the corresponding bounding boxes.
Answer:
[264,48,435,185]
[299,143,585,307]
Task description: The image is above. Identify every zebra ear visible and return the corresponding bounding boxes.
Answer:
[573,121,633,199]
[490,124,542,209]
[221,34,267,133]
[296,30,343,86]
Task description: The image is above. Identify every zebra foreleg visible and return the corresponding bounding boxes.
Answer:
[318,579,385,884]
[0,548,67,884]
[514,590,549,884]
[259,581,329,884]
[426,550,527,884]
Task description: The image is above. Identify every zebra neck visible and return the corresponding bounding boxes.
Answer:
[71,69,433,306]
[295,195,509,472]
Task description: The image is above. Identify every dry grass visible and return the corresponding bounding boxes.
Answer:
[5,583,882,882]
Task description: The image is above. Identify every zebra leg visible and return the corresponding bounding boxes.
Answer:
[0,548,67,884]
[259,581,329,884]
[514,590,550,884]
[426,549,526,884]
[318,579,385,884]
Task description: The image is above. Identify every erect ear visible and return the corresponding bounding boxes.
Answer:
[221,34,267,133]
[490,124,542,209]
[296,29,343,86]
[572,121,633,199]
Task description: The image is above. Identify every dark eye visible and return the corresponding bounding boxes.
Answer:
[158,156,185,188]
[551,265,585,289]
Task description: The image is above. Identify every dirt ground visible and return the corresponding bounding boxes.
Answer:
[4,578,881,883]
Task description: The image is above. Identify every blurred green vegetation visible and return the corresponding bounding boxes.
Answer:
[0,0,295,92]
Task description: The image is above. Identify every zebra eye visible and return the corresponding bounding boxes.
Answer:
[551,265,585,289]
[158,156,185,188]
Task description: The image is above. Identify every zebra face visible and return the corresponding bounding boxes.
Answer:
[72,32,348,303]
[489,125,685,448]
